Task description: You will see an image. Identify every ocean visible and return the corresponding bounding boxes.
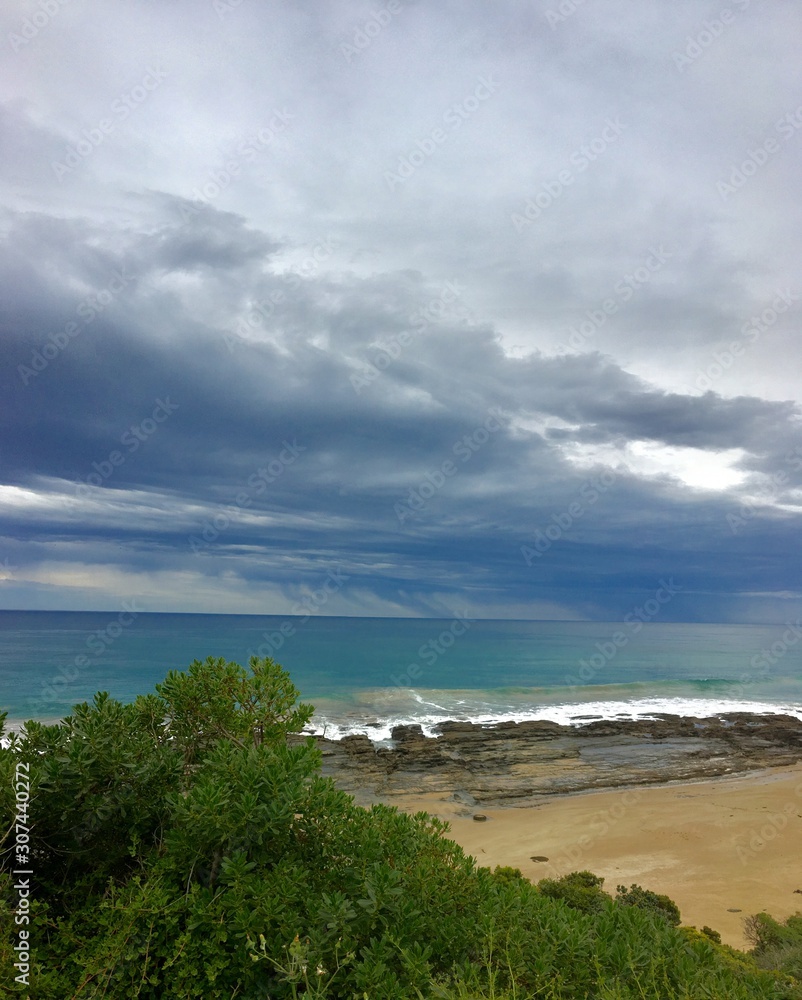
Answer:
[2,611,802,741]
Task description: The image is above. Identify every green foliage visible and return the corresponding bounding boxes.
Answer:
[746,911,802,953]
[747,911,802,984]
[7,692,182,910]
[1,656,800,999]
[615,882,682,925]
[761,944,802,985]
[536,869,608,913]
[154,654,314,768]
[490,865,528,888]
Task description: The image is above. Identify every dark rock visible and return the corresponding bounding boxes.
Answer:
[340,734,376,755]
[304,714,802,808]
[391,724,426,741]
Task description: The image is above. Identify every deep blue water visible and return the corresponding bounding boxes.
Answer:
[1,611,801,739]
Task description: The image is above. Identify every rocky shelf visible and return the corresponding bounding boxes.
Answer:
[291,714,802,809]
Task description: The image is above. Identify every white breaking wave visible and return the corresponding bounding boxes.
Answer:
[306,695,802,744]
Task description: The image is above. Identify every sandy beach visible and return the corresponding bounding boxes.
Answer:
[392,763,802,949]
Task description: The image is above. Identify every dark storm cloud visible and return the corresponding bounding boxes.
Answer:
[1,199,800,620]
[1,0,801,619]
[551,383,799,453]
[3,204,798,488]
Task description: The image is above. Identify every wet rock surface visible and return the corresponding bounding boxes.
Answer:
[292,714,802,808]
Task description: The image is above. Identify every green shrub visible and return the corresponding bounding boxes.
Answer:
[537,869,608,913]
[615,882,682,925]
[2,656,800,999]
[746,911,802,953]
[490,865,528,887]
[747,911,802,986]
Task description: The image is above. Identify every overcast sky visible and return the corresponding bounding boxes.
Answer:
[1,0,801,622]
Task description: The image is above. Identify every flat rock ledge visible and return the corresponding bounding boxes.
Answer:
[290,714,802,810]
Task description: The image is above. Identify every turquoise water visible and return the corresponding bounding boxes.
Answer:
[1,611,801,738]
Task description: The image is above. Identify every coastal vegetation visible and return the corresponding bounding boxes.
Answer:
[1,655,800,998]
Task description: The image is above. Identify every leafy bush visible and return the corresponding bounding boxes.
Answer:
[2,656,800,998]
[490,865,528,887]
[536,869,608,913]
[746,912,802,953]
[747,911,802,984]
[615,882,681,925]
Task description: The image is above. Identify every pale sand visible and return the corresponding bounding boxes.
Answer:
[392,763,802,949]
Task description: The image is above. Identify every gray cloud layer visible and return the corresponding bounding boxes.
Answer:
[1,0,801,621]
